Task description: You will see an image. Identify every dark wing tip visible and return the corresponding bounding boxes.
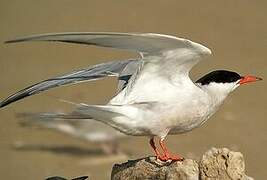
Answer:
[0,99,14,108]
[4,40,16,44]
[0,101,8,108]
[5,37,35,44]
[5,38,29,44]
[4,34,50,44]
[0,89,32,109]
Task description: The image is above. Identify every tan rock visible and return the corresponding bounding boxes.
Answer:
[111,147,253,180]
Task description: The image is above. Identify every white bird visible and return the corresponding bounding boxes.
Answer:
[1,32,262,161]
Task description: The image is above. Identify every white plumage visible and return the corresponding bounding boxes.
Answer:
[2,32,261,161]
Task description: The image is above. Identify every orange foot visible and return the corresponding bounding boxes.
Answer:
[157,154,184,161]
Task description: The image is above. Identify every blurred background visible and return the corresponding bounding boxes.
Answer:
[0,0,266,179]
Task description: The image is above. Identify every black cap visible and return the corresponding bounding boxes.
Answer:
[196,70,242,85]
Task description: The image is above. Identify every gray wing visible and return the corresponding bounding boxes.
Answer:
[2,32,211,107]
[5,32,210,56]
[0,59,140,108]
[5,32,211,75]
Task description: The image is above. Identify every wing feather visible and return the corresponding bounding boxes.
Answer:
[0,59,138,108]
[2,32,212,107]
[5,32,211,56]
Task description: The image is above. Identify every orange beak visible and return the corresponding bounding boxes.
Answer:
[239,75,263,85]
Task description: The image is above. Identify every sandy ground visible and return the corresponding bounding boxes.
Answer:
[0,0,266,179]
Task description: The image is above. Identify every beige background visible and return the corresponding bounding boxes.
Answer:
[0,0,266,179]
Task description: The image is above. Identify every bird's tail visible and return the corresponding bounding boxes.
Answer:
[17,102,130,134]
[16,103,128,142]
[17,111,78,136]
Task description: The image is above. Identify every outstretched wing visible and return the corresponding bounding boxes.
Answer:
[5,32,211,57]
[2,32,212,107]
[0,59,139,108]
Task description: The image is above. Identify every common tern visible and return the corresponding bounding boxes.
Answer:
[1,32,262,161]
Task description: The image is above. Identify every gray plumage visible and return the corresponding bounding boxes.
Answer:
[0,59,140,108]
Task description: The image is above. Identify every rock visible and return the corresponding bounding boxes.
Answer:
[111,147,253,180]
[111,157,199,180]
[199,148,253,180]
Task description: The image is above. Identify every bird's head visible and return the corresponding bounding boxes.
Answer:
[196,70,262,99]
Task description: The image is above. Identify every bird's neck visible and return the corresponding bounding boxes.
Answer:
[198,82,239,109]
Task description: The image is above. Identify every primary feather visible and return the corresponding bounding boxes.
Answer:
[1,32,211,108]
[0,59,139,108]
[5,32,211,56]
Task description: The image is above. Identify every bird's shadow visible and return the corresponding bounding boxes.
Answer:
[12,143,109,157]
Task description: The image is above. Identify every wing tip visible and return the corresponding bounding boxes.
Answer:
[4,34,48,44]
[4,40,15,44]
[0,101,6,108]
[4,38,27,44]
[204,47,212,56]
[0,99,12,108]
[189,40,212,56]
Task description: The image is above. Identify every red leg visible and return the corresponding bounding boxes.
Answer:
[149,137,161,158]
[159,139,183,161]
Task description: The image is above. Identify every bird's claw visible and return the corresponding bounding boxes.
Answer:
[157,154,184,162]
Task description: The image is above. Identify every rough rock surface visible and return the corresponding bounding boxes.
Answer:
[111,147,253,180]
